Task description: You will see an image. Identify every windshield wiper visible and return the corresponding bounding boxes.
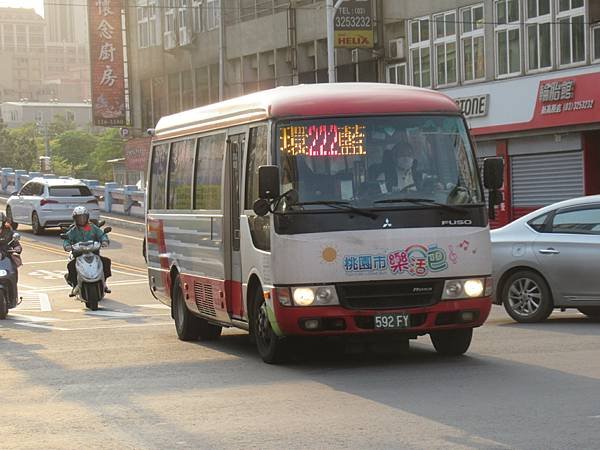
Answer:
[373,197,468,213]
[290,201,378,219]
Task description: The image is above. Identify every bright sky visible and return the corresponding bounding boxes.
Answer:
[0,0,44,16]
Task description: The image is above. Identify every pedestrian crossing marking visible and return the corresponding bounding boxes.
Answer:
[14,292,52,312]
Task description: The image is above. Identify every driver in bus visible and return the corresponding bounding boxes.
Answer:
[376,143,418,193]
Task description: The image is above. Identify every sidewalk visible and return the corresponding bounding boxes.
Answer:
[0,196,145,233]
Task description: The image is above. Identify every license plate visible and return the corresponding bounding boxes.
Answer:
[374,313,410,330]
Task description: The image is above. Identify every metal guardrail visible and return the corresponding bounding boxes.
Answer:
[0,167,145,217]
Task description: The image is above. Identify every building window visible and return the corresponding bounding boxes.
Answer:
[495,0,521,77]
[34,111,43,123]
[460,4,485,82]
[593,25,600,62]
[178,0,190,44]
[206,0,220,30]
[66,111,75,121]
[433,10,457,86]
[557,0,586,66]
[9,110,18,121]
[193,0,204,32]
[408,17,431,88]
[386,63,407,85]
[148,0,161,46]
[137,4,149,48]
[165,0,176,33]
[525,0,552,71]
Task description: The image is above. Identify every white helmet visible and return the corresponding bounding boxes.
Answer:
[72,206,89,226]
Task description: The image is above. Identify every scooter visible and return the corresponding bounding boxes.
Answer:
[61,227,112,311]
[0,233,21,320]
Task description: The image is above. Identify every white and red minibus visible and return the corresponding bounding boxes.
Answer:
[145,83,503,363]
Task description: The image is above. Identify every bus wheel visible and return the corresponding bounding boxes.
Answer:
[430,328,473,356]
[251,289,287,364]
[172,275,200,341]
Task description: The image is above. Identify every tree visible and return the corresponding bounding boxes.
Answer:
[51,129,98,176]
[0,122,38,171]
[9,124,39,171]
[48,115,76,139]
[92,128,123,181]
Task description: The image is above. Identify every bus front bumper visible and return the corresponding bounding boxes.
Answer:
[273,297,492,337]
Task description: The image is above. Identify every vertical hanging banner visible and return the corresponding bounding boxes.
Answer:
[88,0,126,126]
[334,0,374,49]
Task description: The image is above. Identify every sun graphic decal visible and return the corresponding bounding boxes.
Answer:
[321,245,338,263]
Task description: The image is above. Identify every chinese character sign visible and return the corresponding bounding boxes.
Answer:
[88,0,126,126]
[279,124,367,157]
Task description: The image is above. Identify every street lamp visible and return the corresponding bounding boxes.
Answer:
[326,0,347,83]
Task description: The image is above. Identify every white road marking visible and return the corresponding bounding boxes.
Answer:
[111,268,147,278]
[139,303,170,310]
[9,313,59,322]
[62,309,136,318]
[14,292,52,312]
[20,279,148,294]
[22,259,66,265]
[14,322,68,331]
[110,232,144,241]
[28,269,66,280]
[13,321,170,331]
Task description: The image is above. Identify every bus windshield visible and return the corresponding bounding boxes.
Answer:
[276,115,483,210]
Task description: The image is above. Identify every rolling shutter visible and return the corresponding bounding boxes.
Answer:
[511,151,584,207]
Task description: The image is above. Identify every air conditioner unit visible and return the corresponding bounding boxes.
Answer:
[163,31,176,50]
[388,38,404,60]
[351,48,359,64]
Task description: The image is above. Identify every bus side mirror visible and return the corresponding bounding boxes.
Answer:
[253,199,271,217]
[483,157,504,191]
[258,165,280,199]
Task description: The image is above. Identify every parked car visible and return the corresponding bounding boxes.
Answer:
[6,178,100,234]
[492,195,600,323]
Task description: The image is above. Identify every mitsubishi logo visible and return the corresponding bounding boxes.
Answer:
[382,218,392,229]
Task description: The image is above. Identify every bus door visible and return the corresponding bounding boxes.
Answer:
[227,133,245,319]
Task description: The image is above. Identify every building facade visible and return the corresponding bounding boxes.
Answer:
[126,0,600,225]
[0,8,46,102]
[0,101,92,128]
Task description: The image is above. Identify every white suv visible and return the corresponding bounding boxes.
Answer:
[6,178,101,234]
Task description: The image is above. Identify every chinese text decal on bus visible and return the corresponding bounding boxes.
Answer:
[145,83,504,363]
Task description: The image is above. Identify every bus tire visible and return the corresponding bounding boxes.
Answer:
[173,275,200,341]
[251,288,287,364]
[430,328,473,356]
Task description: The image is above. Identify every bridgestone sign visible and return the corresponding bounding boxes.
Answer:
[334,0,374,49]
[455,94,489,119]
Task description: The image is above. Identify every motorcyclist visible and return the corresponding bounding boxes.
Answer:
[63,206,111,296]
[0,212,22,277]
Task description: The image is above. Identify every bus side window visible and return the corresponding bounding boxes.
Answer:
[195,133,225,210]
[245,126,268,209]
[168,139,195,210]
[149,143,169,210]
[245,125,270,251]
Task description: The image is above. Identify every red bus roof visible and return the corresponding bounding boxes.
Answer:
[154,83,460,140]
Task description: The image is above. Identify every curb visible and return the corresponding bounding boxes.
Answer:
[101,215,145,233]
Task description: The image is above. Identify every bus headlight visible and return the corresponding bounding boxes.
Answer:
[290,286,339,306]
[442,278,490,300]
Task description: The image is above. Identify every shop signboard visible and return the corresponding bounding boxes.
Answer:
[334,0,374,49]
[124,137,151,171]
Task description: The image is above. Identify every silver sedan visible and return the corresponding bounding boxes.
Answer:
[491,195,600,323]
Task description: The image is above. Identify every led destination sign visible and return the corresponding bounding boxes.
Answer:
[279,124,367,157]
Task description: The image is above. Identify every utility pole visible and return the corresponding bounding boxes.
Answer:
[218,0,225,100]
[326,0,346,83]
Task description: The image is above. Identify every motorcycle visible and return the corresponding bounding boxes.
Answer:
[61,226,112,311]
[0,233,22,320]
